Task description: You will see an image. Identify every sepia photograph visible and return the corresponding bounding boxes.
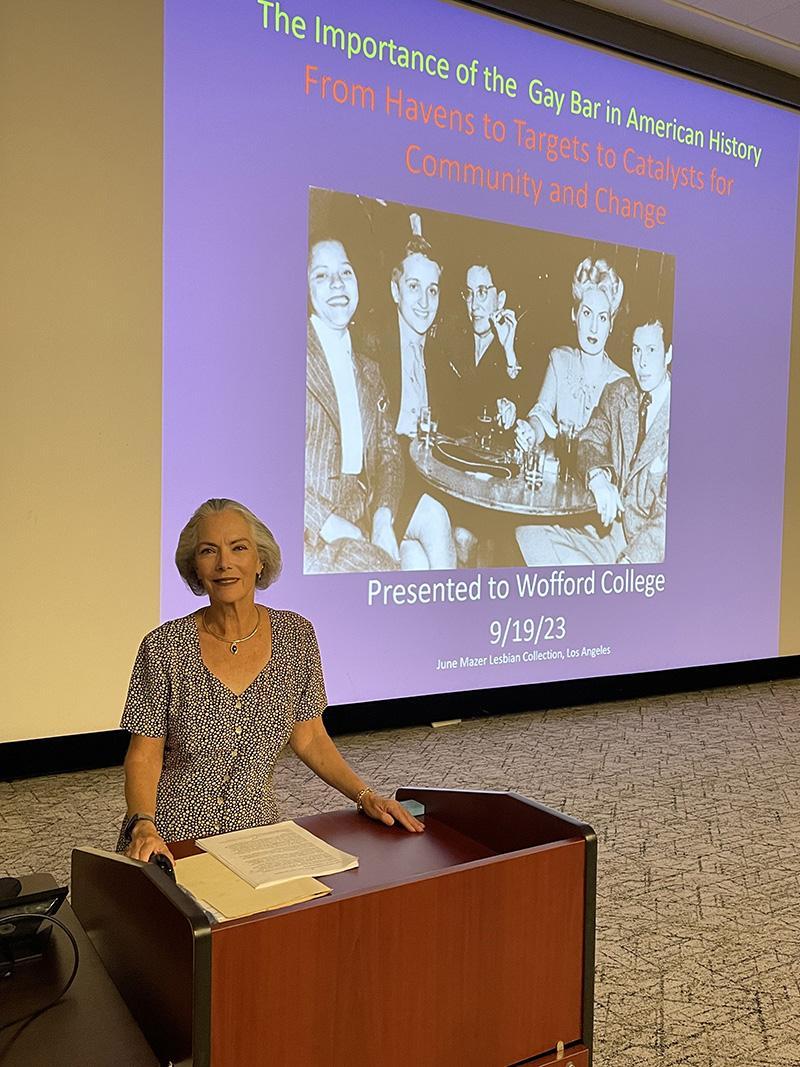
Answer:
[304,187,675,574]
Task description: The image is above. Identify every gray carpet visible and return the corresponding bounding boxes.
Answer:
[2,677,799,1065]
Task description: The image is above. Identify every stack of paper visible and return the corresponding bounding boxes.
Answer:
[174,853,331,920]
[196,820,358,889]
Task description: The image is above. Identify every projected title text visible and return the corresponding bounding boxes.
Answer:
[258,1,764,230]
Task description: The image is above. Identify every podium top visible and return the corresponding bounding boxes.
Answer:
[168,787,594,925]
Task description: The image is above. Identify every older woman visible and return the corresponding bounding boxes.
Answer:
[516,256,628,450]
[119,497,422,863]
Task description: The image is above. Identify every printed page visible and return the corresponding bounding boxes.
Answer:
[196,821,358,889]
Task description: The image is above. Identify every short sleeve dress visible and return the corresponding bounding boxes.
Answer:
[116,608,327,849]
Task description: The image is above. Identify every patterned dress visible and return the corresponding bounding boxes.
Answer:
[116,608,326,848]
[529,346,629,437]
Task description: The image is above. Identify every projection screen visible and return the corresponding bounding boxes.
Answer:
[159,0,800,706]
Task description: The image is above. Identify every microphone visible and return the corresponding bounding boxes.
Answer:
[148,853,176,882]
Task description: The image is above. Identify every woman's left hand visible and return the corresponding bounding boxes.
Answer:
[361,790,425,832]
[496,397,517,430]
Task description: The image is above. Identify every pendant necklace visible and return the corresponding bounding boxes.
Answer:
[202,607,261,655]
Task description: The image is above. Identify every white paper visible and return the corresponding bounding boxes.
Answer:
[196,821,358,889]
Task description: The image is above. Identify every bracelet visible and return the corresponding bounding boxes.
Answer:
[355,787,372,813]
[124,812,156,839]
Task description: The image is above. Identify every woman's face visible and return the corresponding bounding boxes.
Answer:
[308,240,359,331]
[574,287,612,356]
[193,510,261,607]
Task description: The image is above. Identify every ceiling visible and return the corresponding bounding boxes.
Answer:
[574,0,800,76]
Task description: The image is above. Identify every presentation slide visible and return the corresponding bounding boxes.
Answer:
[161,0,800,705]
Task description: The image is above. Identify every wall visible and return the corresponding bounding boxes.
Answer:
[0,0,797,744]
[0,2,163,741]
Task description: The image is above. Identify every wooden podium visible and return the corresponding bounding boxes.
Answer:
[71,788,596,1067]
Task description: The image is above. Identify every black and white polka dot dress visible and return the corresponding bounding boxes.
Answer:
[116,608,327,848]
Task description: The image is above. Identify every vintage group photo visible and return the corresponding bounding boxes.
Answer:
[304,187,676,574]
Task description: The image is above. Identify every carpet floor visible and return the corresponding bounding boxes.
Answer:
[2,677,799,1065]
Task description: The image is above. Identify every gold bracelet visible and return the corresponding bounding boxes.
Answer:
[355,786,372,813]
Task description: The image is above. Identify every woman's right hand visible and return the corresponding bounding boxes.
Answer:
[125,820,175,865]
[515,418,543,452]
[589,470,623,527]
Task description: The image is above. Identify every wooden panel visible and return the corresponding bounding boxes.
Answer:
[210,840,586,1067]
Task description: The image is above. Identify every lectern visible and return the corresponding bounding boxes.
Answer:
[72,788,596,1066]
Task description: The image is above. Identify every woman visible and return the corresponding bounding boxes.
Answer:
[120,497,422,863]
[516,256,628,450]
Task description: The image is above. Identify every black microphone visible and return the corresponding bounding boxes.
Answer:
[148,853,176,882]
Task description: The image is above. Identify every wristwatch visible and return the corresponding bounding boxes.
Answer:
[124,812,156,839]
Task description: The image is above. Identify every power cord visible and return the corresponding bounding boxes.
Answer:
[0,913,80,1031]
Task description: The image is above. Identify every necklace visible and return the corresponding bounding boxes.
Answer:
[202,607,261,655]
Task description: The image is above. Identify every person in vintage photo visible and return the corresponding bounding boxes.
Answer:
[381,232,445,430]
[374,230,457,568]
[449,261,527,437]
[515,311,672,565]
[305,238,404,573]
[515,256,627,454]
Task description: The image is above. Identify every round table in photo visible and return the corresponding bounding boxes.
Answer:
[410,436,596,567]
[410,436,595,518]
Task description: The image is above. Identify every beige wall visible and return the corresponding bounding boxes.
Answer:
[1,3,797,743]
[0,2,164,741]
